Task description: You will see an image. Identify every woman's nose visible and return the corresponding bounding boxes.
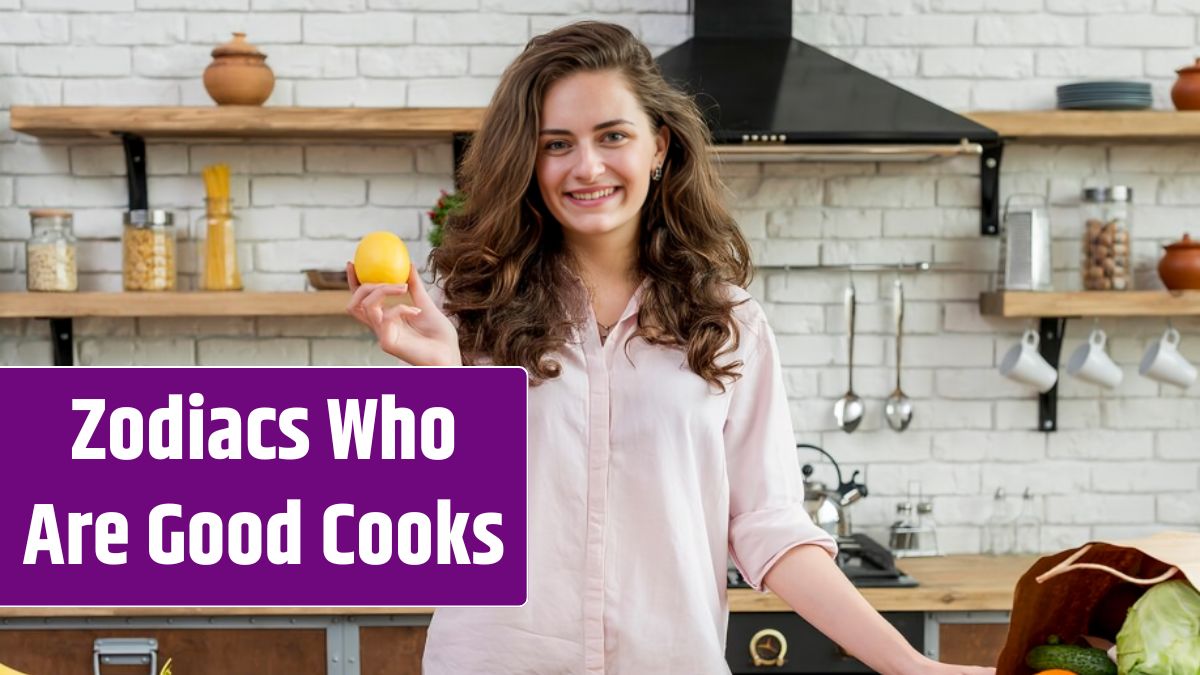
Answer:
[572,144,604,181]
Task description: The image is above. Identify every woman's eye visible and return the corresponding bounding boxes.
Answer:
[544,140,569,152]
[603,131,627,142]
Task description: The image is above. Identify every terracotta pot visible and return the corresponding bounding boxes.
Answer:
[1157,233,1200,290]
[1172,58,1200,111]
[203,32,275,106]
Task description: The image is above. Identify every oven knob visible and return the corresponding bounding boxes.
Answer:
[749,628,787,667]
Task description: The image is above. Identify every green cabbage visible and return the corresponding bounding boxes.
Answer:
[1116,579,1200,675]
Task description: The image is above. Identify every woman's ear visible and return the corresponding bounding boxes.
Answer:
[654,124,670,166]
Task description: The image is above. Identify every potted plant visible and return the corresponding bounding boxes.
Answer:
[427,189,466,248]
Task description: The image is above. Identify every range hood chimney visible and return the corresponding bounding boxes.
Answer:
[655,0,1003,233]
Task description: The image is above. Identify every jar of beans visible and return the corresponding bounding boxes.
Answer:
[123,209,177,291]
[1080,186,1132,291]
[26,209,77,292]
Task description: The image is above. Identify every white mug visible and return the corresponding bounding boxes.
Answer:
[1066,328,1123,389]
[1139,328,1198,389]
[999,329,1058,393]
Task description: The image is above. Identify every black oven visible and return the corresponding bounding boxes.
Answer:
[726,611,924,674]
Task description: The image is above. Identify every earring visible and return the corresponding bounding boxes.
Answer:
[652,164,663,181]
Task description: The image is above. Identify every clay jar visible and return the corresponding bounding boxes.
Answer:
[1158,233,1200,290]
[1172,58,1200,111]
[203,32,275,106]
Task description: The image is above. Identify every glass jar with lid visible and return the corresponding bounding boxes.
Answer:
[26,209,78,292]
[1081,186,1133,291]
[123,209,177,291]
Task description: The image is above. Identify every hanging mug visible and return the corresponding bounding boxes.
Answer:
[999,329,1058,393]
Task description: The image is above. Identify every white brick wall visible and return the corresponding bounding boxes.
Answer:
[1,1,1199,552]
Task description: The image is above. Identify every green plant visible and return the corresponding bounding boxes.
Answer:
[427,189,466,248]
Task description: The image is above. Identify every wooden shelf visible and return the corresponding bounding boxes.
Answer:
[965,111,1200,141]
[0,291,361,318]
[10,106,485,139]
[980,290,1200,317]
[12,107,1200,142]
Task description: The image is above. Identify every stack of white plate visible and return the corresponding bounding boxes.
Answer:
[1056,81,1152,110]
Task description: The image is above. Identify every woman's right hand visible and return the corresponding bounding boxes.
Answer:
[346,262,462,366]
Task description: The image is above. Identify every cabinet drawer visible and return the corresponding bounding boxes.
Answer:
[0,628,326,675]
[359,626,427,675]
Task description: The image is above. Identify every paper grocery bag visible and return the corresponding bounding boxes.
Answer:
[995,530,1200,675]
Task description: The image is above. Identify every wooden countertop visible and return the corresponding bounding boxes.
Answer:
[0,555,1034,618]
[731,554,1035,613]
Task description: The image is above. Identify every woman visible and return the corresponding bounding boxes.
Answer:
[347,21,995,675]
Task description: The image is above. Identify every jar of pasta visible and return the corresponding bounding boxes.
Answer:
[123,209,177,291]
[26,209,77,292]
[1080,186,1133,291]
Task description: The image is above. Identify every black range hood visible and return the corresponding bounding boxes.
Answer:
[655,0,1003,234]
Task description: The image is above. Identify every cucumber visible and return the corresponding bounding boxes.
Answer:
[1026,643,1117,675]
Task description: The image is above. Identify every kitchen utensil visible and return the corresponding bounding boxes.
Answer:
[833,281,864,433]
[203,32,275,106]
[1139,326,1197,388]
[304,268,350,290]
[1157,233,1200,290]
[999,193,1052,291]
[798,443,868,538]
[998,328,1058,393]
[884,277,913,431]
[1066,327,1124,389]
[1172,58,1200,110]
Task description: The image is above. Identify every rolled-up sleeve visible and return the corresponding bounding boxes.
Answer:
[725,314,837,592]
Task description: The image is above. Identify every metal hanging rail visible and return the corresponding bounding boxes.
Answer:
[754,261,964,273]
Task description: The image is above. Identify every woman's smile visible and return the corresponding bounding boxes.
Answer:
[564,185,621,207]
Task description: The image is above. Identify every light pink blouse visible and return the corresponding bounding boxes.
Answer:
[422,281,837,674]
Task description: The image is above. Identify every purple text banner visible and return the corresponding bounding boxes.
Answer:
[0,367,527,607]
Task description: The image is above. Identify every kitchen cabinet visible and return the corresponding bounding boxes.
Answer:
[0,627,327,675]
[0,556,1029,673]
[937,621,1010,667]
[358,626,426,675]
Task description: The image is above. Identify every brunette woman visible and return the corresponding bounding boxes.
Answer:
[348,21,994,675]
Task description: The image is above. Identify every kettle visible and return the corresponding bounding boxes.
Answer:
[798,443,868,538]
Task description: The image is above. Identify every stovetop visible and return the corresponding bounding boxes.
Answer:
[727,533,919,589]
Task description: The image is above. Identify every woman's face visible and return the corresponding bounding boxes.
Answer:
[535,70,668,246]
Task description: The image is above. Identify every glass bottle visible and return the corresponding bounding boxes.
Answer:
[123,209,177,291]
[26,209,77,292]
[1081,186,1133,291]
[1013,487,1042,555]
[984,487,1014,556]
[201,197,242,291]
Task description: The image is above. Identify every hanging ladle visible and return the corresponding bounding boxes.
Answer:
[834,280,864,433]
[885,276,914,431]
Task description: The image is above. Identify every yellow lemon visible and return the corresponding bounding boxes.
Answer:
[354,231,411,285]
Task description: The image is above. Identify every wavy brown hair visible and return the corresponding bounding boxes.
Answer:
[430,21,752,391]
